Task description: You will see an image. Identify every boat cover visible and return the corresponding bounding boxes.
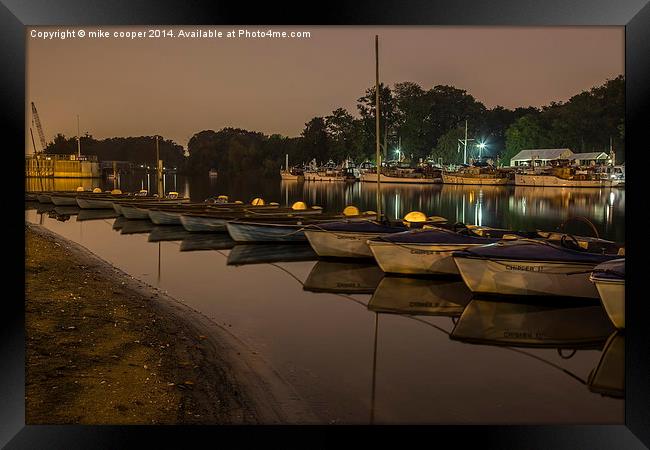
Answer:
[375,227,501,245]
[307,221,406,233]
[454,239,618,264]
[591,258,625,280]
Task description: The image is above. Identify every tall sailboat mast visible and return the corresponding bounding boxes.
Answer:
[463,119,468,165]
[375,35,382,219]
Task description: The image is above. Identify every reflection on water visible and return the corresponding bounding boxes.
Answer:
[25,207,623,423]
[303,261,384,294]
[27,174,624,242]
[587,332,624,398]
[450,299,614,349]
[369,277,472,316]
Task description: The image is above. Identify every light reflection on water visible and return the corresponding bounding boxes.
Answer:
[27,174,624,241]
[25,189,624,423]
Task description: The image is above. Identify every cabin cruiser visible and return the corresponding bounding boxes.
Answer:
[442,164,513,185]
[360,160,441,184]
[514,163,618,188]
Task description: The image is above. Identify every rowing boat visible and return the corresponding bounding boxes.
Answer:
[452,239,623,299]
[304,221,409,259]
[226,212,377,243]
[590,259,625,328]
[368,227,504,276]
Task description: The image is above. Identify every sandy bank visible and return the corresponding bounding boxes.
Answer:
[25,223,317,424]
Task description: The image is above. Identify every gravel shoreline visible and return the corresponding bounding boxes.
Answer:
[25,223,317,424]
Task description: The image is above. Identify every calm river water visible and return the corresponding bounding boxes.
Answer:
[25,174,625,424]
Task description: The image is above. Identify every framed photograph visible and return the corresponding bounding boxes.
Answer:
[4,0,648,447]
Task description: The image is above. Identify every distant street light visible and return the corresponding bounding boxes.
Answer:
[477,141,487,158]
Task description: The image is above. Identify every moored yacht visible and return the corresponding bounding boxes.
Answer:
[441,165,513,185]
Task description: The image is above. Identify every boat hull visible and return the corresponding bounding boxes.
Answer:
[76,197,115,209]
[121,205,151,219]
[360,173,440,184]
[369,241,476,275]
[591,278,625,328]
[304,173,345,182]
[304,230,382,258]
[37,194,53,203]
[50,195,79,206]
[453,256,601,298]
[280,172,302,181]
[180,214,228,232]
[515,173,613,188]
[441,173,510,185]
[226,222,306,243]
[148,209,183,225]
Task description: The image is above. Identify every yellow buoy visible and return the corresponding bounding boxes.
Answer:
[342,205,360,217]
[110,189,122,195]
[139,189,148,195]
[217,195,229,201]
[167,191,179,199]
[234,200,244,204]
[403,211,427,223]
[92,187,102,193]
[251,197,265,206]
[291,201,307,210]
[501,234,520,240]
[76,186,84,192]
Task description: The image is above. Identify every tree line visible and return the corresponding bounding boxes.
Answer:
[41,75,624,176]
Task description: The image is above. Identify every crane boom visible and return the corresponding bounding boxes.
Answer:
[31,102,47,152]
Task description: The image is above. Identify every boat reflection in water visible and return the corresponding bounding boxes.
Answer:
[303,261,384,294]
[54,206,81,216]
[148,225,194,243]
[450,298,614,348]
[179,233,236,252]
[368,277,472,316]
[76,209,119,221]
[227,244,317,266]
[587,331,624,398]
[112,216,128,231]
[119,219,155,235]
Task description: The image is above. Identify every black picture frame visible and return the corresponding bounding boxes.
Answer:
[3,0,648,447]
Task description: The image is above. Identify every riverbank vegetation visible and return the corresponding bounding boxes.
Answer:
[42,75,624,176]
